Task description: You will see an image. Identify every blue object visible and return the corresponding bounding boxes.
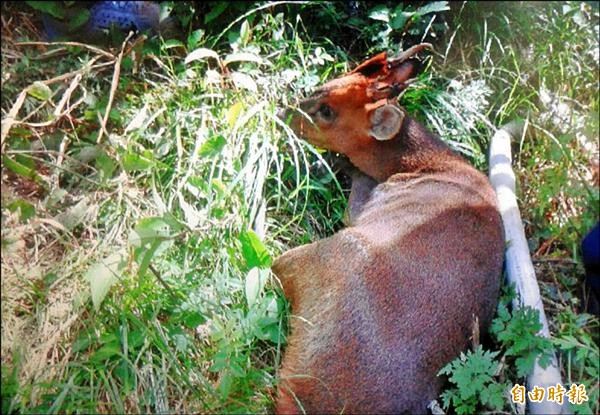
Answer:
[42,1,160,41]
[87,1,160,34]
[582,221,600,315]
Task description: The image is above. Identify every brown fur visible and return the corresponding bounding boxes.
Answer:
[273,49,505,414]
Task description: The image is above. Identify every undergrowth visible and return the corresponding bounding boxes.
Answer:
[1,1,598,414]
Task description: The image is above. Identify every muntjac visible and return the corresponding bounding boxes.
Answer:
[272,45,505,414]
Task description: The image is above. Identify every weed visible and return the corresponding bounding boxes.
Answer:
[438,346,506,414]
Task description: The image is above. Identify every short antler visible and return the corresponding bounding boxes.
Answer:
[388,43,433,67]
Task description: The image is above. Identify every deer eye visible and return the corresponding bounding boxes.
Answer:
[316,104,335,122]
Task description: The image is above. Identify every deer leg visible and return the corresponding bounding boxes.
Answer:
[345,168,378,225]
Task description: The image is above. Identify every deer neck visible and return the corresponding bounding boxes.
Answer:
[349,117,465,182]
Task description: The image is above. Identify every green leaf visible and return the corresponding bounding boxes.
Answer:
[90,342,121,363]
[26,1,64,19]
[129,217,172,252]
[184,47,219,64]
[369,5,390,22]
[28,81,52,101]
[226,102,244,129]
[244,267,269,308]
[209,349,228,372]
[413,1,450,18]
[482,382,506,409]
[218,370,232,399]
[6,199,36,223]
[128,217,173,276]
[223,52,264,66]
[256,321,284,344]
[72,331,95,353]
[136,238,162,278]
[211,178,227,198]
[187,29,204,50]
[95,150,117,180]
[122,151,154,172]
[230,72,257,93]
[515,352,537,377]
[198,135,226,158]
[68,9,90,31]
[76,145,101,164]
[161,39,185,51]
[84,252,126,311]
[239,19,251,46]
[2,156,47,188]
[114,360,134,393]
[182,311,206,329]
[239,230,271,269]
[390,11,411,31]
[127,330,145,349]
[8,126,32,139]
[229,359,245,377]
[204,2,228,24]
[438,346,503,413]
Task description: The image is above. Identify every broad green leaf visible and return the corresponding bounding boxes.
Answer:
[178,195,202,229]
[218,370,232,399]
[172,333,190,352]
[6,199,35,223]
[182,311,206,329]
[239,230,271,268]
[390,11,411,31]
[124,104,148,132]
[230,72,257,93]
[239,19,251,46]
[198,135,226,158]
[245,267,269,308]
[256,321,285,344]
[90,342,121,363]
[187,29,204,50]
[68,9,90,31]
[204,2,227,24]
[114,360,134,393]
[129,218,171,246]
[211,179,227,197]
[368,5,390,22]
[128,218,173,276]
[223,52,264,66]
[136,238,162,278]
[85,252,126,311]
[161,39,185,50]
[95,150,117,180]
[2,156,47,188]
[26,1,64,19]
[8,126,32,139]
[209,349,228,372]
[28,81,52,101]
[413,1,450,18]
[185,47,219,64]
[226,102,244,129]
[122,151,154,171]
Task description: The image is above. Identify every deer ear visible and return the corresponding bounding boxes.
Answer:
[369,105,405,141]
[351,52,387,77]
